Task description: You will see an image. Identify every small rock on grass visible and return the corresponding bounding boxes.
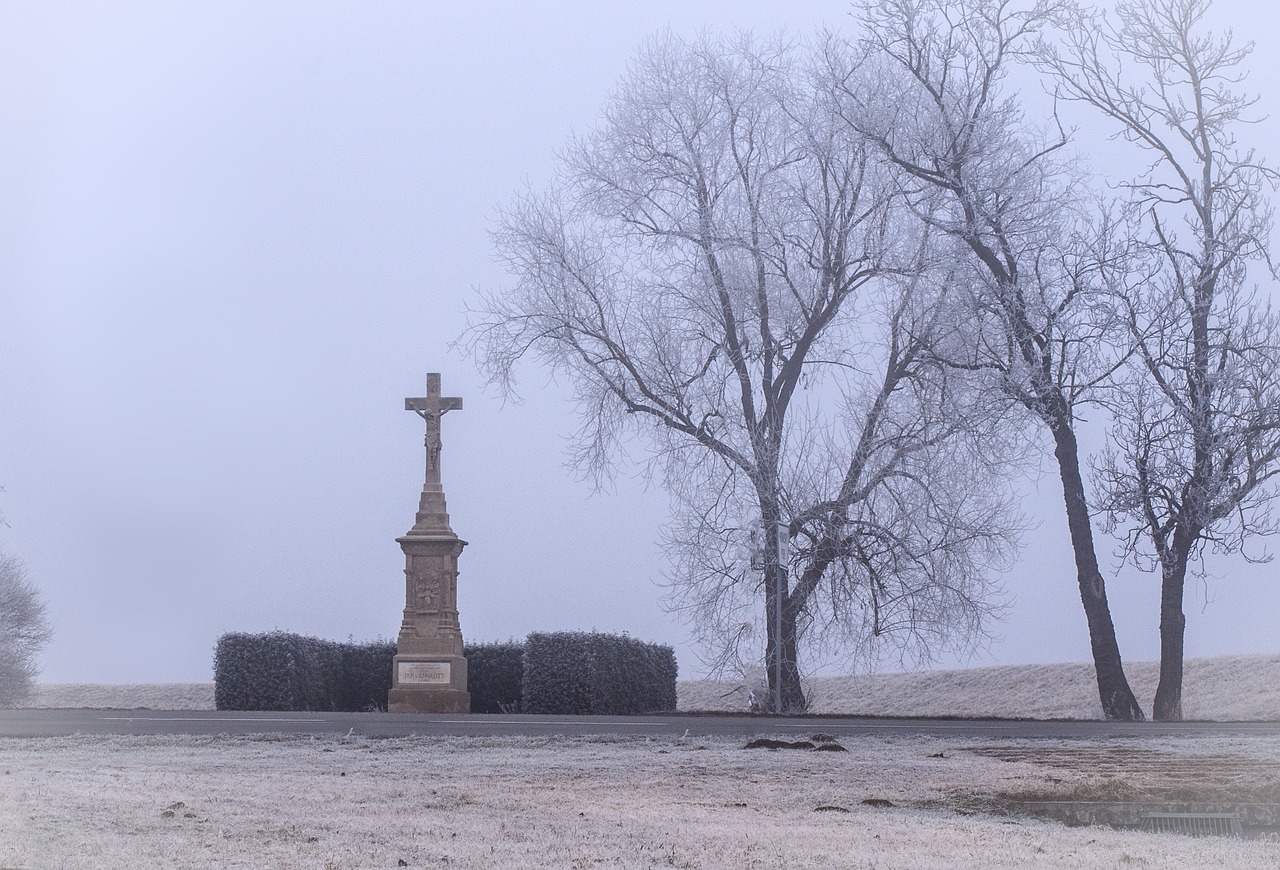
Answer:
[161,801,197,820]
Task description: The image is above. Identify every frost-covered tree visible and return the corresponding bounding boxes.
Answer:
[1043,0,1280,720]
[0,554,51,707]
[467,33,1019,711]
[833,0,1146,719]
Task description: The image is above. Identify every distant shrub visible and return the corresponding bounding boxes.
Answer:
[0,554,52,708]
[214,632,394,712]
[522,631,676,715]
[464,641,525,713]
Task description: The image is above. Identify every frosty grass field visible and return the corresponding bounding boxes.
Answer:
[2,654,1277,869]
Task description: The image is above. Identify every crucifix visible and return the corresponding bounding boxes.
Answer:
[390,371,471,714]
[405,373,463,484]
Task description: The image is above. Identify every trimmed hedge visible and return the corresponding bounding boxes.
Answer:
[338,639,396,712]
[214,630,677,715]
[521,631,677,715]
[213,632,394,712]
[465,641,525,713]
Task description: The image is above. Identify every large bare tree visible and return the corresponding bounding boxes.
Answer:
[834,0,1146,719]
[1043,0,1280,720]
[467,33,1019,711]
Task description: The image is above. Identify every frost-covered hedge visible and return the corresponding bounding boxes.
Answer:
[465,641,525,713]
[213,632,394,712]
[215,630,676,714]
[521,631,677,715]
[214,631,337,711]
[338,639,396,712]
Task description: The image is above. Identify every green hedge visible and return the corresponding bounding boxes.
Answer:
[338,639,396,712]
[465,641,525,713]
[521,631,677,715]
[214,630,677,714]
[214,631,336,711]
[213,632,394,712]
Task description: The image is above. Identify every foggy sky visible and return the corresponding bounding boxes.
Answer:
[1,0,1277,684]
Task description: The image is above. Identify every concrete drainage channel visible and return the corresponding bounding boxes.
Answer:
[1142,813,1243,837]
[1004,801,1280,839]
[968,745,1280,840]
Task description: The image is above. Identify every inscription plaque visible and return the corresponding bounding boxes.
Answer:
[398,661,452,685]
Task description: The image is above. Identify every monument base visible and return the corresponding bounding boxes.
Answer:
[387,653,470,713]
[388,686,471,714]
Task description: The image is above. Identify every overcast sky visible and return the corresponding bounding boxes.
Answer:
[1,0,1278,684]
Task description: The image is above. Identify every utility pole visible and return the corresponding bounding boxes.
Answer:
[774,519,789,714]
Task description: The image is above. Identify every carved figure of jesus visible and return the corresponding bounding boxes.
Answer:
[405,373,462,484]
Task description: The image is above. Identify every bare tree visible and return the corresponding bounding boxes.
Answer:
[466,32,1019,711]
[834,0,1146,719]
[0,554,52,707]
[1043,0,1280,720]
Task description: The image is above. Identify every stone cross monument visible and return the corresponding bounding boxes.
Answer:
[387,372,471,713]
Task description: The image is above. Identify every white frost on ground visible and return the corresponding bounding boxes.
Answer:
[1,733,1277,869]
[5,658,1280,867]
[680,653,1280,720]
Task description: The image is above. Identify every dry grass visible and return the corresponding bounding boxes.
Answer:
[23,653,1280,723]
[21,683,216,711]
[680,653,1280,721]
[1,732,1278,869]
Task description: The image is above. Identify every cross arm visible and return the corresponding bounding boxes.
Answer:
[405,397,464,413]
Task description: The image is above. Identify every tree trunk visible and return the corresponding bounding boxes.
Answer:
[757,570,808,711]
[1152,275,1211,721]
[763,571,807,713]
[762,498,806,713]
[757,483,808,711]
[778,590,806,712]
[1049,415,1146,721]
[1153,573,1186,721]
[1153,532,1193,721]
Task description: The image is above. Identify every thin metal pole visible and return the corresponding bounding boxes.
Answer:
[774,519,787,714]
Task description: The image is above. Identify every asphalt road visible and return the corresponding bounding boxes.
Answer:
[1,709,1277,740]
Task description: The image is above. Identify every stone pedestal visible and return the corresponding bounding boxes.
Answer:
[388,374,470,714]
[388,484,471,713]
